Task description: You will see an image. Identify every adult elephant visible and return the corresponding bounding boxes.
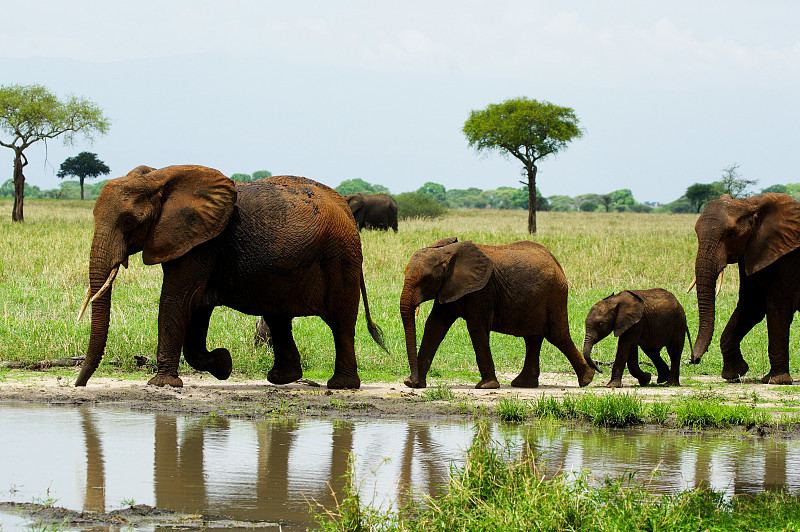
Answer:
[690,193,800,384]
[344,193,398,232]
[401,238,598,389]
[76,165,386,389]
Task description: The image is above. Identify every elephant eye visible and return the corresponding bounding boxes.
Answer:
[121,214,137,230]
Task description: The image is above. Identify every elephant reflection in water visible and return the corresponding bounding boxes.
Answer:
[397,423,451,505]
[79,407,106,513]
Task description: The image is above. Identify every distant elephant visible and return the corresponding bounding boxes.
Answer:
[76,165,387,389]
[691,193,800,384]
[401,238,598,389]
[583,289,692,388]
[344,193,398,232]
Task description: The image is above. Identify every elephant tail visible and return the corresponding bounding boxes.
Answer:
[685,324,694,359]
[361,273,390,353]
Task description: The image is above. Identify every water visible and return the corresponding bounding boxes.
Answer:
[1,403,799,530]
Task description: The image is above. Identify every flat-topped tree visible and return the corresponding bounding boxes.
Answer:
[0,84,110,221]
[57,152,110,200]
[463,97,583,233]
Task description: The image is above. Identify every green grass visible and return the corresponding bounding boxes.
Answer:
[1,199,796,387]
[314,423,800,531]
[496,394,531,422]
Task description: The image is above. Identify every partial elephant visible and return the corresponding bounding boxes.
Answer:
[76,165,387,389]
[583,289,691,388]
[691,193,800,384]
[344,193,398,232]
[401,238,598,389]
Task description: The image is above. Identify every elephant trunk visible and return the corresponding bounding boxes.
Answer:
[400,284,422,386]
[75,231,123,386]
[582,331,597,363]
[692,254,723,363]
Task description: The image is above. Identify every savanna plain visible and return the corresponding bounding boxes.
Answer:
[4,199,800,530]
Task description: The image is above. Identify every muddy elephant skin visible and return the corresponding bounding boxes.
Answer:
[583,289,691,388]
[344,193,398,232]
[692,193,800,384]
[400,238,598,389]
[77,165,386,389]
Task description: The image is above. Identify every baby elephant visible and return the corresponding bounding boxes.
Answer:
[583,289,692,388]
[401,237,599,389]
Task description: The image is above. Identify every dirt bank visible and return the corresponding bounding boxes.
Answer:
[0,368,794,420]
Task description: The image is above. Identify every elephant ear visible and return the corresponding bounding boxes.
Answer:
[127,165,156,177]
[744,193,800,276]
[142,165,238,265]
[613,291,645,337]
[346,193,363,214]
[428,237,458,248]
[438,240,493,304]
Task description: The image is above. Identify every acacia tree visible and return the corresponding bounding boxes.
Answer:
[718,163,758,198]
[685,183,721,213]
[0,84,110,221]
[57,151,110,200]
[463,97,583,233]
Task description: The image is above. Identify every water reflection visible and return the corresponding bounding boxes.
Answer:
[1,404,799,530]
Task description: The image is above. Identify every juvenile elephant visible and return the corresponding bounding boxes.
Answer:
[76,165,386,389]
[401,238,598,389]
[344,193,398,232]
[583,289,692,388]
[691,193,800,384]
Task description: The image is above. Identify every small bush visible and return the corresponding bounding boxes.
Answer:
[395,192,447,220]
[422,383,456,402]
[497,395,531,422]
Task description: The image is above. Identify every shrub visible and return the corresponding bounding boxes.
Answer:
[395,192,447,220]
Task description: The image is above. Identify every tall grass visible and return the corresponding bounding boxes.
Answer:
[315,423,800,531]
[1,199,792,385]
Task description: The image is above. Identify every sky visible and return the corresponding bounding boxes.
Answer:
[2,1,799,204]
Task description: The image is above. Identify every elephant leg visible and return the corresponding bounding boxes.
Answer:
[627,347,652,387]
[511,336,543,388]
[720,302,765,380]
[607,338,635,388]
[545,310,595,388]
[762,304,794,384]
[149,262,210,388]
[663,342,682,386]
[326,319,361,390]
[642,347,670,384]
[411,308,458,389]
[183,305,232,380]
[265,317,304,386]
[466,320,499,389]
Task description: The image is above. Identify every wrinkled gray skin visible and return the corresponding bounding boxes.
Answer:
[583,289,691,388]
[344,193,398,232]
[401,237,598,390]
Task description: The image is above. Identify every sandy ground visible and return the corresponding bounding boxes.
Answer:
[1,368,796,419]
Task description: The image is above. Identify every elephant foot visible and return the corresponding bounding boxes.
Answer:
[721,359,749,380]
[475,378,500,389]
[636,373,652,387]
[663,378,680,387]
[578,367,595,388]
[761,372,793,385]
[404,376,427,389]
[148,374,183,387]
[327,373,361,390]
[267,366,303,385]
[510,374,539,388]
[206,348,232,380]
[605,379,623,388]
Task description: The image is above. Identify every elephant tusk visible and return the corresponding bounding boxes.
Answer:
[686,277,696,293]
[76,286,92,322]
[716,268,724,296]
[90,265,120,304]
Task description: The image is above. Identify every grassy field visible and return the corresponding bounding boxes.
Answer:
[0,198,793,386]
